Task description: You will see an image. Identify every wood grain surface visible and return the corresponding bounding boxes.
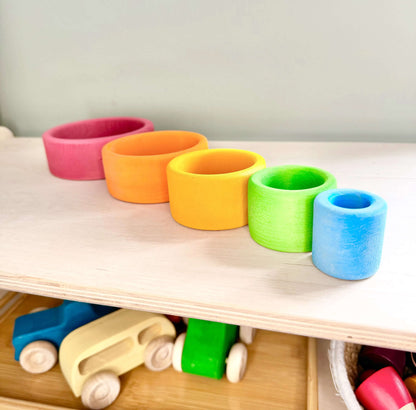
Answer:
[0,138,415,350]
[0,293,314,409]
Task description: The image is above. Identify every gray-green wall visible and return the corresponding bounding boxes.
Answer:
[1,0,415,141]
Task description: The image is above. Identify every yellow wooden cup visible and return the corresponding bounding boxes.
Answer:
[167,148,266,230]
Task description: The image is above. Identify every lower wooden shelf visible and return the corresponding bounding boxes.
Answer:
[0,293,317,409]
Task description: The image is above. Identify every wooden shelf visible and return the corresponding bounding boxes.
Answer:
[0,293,315,409]
[0,137,415,350]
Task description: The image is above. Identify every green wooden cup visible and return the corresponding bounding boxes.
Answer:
[248,165,336,252]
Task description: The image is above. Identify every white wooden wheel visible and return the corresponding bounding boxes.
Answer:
[239,326,256,345]
[81,370,120,410]
[226,343,248,383]
[144,335,174,371]
[19,340,58,374]
[172,332,186,372]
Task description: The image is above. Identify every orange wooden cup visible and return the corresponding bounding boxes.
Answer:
[167,148,266,230]
[102,131,208,203]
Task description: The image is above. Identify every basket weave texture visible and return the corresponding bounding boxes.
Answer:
[329,340,364,410]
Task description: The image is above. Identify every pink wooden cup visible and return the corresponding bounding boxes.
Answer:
[355,367,415,410]
[42,117,153,180]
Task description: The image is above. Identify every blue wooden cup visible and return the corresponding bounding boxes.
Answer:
[312,189,387,280]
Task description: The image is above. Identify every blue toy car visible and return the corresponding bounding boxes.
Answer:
[12,300,117,374]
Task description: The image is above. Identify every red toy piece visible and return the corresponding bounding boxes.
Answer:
[355,367,415,410]
[165,315,182,324]
[358,369,377,385]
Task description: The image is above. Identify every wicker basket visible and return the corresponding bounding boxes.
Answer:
[329,340,364,409]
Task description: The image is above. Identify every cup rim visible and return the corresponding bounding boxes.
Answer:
[102,130,208,160]
[250,164,336,195]
[355,366,400,393]
[42,117,153,145]
[168,148,266,178]
[315,188,387,215]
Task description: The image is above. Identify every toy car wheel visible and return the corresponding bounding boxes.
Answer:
[19,340,58,374]
[172,332,186,372]
[144,335,175,371]
[226,343,248,383]
[239,326,256,344]
[81,370,120,410]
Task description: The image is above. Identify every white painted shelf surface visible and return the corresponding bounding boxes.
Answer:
[0,137,415,351]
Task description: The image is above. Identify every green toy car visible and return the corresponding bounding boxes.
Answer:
[172,318,255,383]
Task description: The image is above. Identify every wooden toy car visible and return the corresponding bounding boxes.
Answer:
[59,308,176,409]
[172,318,255,383]
[12,301,117,374]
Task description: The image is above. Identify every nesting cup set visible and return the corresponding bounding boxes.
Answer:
[247,165,388,280]
[43,117,387,281]
[42,117,266,231]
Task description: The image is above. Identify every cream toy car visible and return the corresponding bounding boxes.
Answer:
[59,309,176,409]
[12,301,117,374]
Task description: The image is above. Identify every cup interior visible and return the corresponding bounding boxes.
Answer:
[52,118,146,140]
[178,150,257,175]
[329,193,372,209]
[261,167,327,190]
[110,132,203,156]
